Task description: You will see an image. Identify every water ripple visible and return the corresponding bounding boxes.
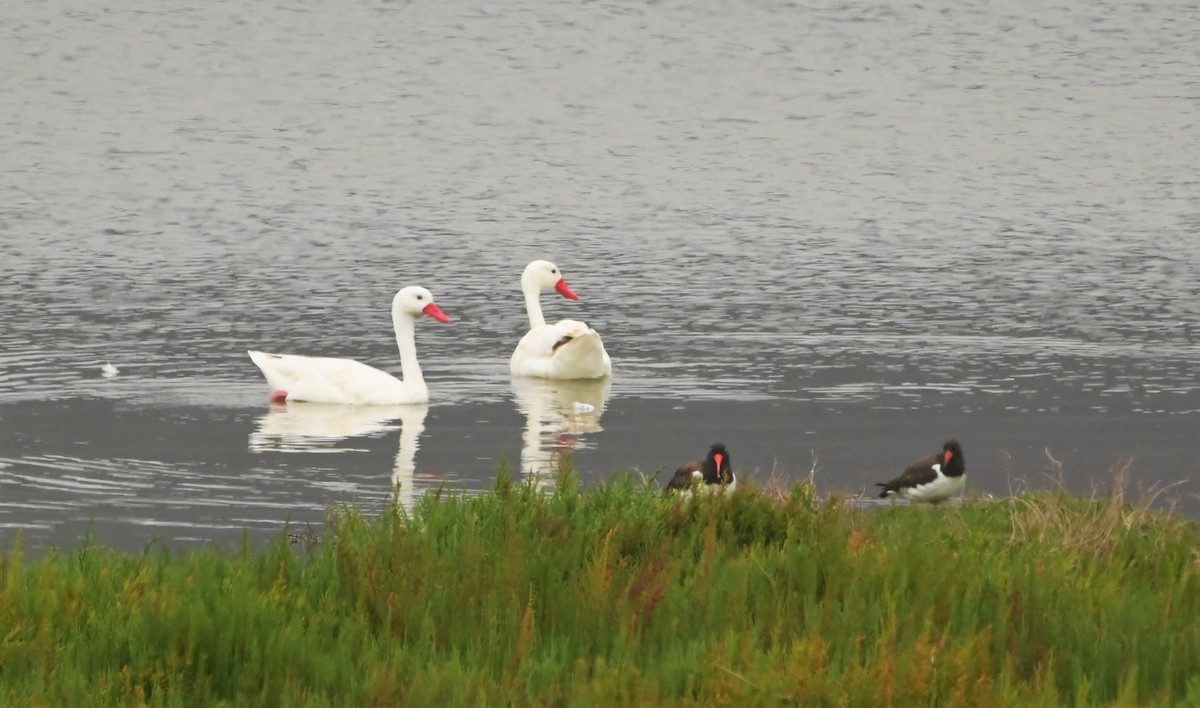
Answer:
[1,0,1198,548]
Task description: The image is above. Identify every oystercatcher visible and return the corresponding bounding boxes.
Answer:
[876,440,966,504]
[667,443,737,495]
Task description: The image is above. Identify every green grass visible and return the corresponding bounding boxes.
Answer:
[2,461,1198,706]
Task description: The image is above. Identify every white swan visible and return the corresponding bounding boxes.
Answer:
[248,286,450,405]
[510,260,612,379]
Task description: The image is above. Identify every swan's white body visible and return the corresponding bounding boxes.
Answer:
[248,286,450,405]
[510,260,612,380]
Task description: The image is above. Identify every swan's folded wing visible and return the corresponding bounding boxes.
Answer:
[511,320,611,379]
[250,351,362,382]
[514,320,592,358]
[547,320,596,352]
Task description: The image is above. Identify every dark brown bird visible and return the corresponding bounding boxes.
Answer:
[876,440,966,504]
[667,443,736,494]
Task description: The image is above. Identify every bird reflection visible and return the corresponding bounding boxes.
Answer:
[249,403,407,452]
[388,404,429,510]
[510,376,611,489]
[249,402,430,510]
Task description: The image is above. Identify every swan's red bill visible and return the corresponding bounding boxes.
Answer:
[422,302,452,322]
[714,453,724,474]
[554,278,580,301]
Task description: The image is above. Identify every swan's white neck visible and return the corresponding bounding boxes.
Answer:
[393,307,423,388]
[522,281,547,329]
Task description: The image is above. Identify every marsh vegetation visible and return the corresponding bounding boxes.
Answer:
[1,461,1196,706]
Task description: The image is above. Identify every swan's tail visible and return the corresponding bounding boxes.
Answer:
[247,350,271,368]
[247,350,290,400]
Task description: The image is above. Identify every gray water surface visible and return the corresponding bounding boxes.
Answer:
[2,0,1198,551]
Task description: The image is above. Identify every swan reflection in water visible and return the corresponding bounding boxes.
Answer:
[249,402,431,510]
[510,376,611,489]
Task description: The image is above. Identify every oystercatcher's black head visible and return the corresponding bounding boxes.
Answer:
[704,443,733,485]
[941,440,965,477]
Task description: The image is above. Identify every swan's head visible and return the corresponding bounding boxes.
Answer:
[522,260,579,300]
[394,286,452,322]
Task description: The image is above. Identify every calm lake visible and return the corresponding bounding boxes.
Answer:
[2,0,1198,551]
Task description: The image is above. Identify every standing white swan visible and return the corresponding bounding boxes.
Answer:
[248,286,451,405]
[510,260,612,379]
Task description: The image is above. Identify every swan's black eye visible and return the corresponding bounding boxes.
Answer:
[416,294,424,300]
[551,269,557,274]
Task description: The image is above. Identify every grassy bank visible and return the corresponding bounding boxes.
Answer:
[2,465,1198,706]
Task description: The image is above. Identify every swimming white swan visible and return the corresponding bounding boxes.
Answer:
[248,286,450,405]
[510,260,612,379]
